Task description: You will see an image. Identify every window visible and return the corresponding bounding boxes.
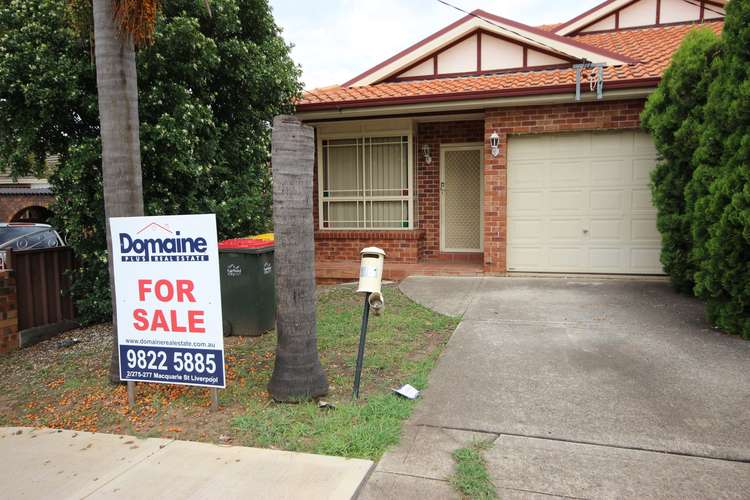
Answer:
[320,134,412,229]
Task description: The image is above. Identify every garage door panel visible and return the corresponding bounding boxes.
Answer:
[591,160,628,185]
[508,130,663,275]
[508,246,543,268]
[509,219,543,240]
[589,248,624,270]
[510,161,547,188]
[632,158,655,183]
[630,248,662,273]
[549,219,585,241]
[634,132,658,154]
[549,190,586,211]
[631,218,661,241]
[551,133,590,154]
[511,191,545,213]
[589,219,623,241]
[590,190,625,212]
[590,132,630,155]
[631,189,655,211]
[548,247,583,268]
[509,136,552,159]
[549,161,586,186]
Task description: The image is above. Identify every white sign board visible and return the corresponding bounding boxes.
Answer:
[110,214,225,388]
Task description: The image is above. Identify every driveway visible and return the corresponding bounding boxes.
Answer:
[361,277,750,499]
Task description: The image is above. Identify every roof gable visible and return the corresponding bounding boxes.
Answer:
[389,30,574,82]
[343,9,635,87]
[554,0,726,35]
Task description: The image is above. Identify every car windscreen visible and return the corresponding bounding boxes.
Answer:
[0,229,60,250]
[0,226,44,245]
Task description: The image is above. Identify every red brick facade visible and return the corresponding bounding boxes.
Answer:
[312,98,646,272]
[0,194,53,222]
[482,99,645,272]
[315,230,425,263]
[0,270,19,354]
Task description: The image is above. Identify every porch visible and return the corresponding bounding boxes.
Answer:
[315,255,484,285]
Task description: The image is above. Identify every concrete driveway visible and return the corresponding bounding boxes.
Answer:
[361,277,750,499]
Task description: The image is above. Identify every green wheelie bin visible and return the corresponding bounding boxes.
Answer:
[218,238,275,336]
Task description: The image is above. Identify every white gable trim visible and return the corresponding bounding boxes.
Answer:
[556,0,639,35]
[555,0,728,36]
[346,15,634,87]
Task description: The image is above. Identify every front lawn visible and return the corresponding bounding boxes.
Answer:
[0,285,458,460]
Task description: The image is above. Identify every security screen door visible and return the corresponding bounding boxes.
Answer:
[440,145,483,252]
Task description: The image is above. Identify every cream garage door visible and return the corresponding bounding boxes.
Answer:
[507,131,663,274]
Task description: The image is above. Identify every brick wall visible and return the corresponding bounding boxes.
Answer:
[0,270,18,354]
[415,120,484,259]
[482,99,646,272]
[315,230,425,263]
[0,194,53,222]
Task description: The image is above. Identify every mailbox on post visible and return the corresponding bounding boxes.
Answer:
[357,247,386,315]
[353,246,386,399]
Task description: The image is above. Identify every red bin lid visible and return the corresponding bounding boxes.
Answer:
[218,238,275,250]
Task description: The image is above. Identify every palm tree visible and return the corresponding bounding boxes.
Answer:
[92,0,153,382]
[267,116,328,401]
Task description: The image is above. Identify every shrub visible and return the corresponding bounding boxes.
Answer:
[641,28,720,293]
[688,0,750,339]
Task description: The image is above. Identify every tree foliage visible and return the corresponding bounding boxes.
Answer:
[644,1,750,339]
[688,0,750,339]
[641,29,720,292]
[0,0,301,323]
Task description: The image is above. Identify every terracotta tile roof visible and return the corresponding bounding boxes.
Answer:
[537,23,563,32]
[297,21,723,111]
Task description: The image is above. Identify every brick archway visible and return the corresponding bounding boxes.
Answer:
[0,191,54,222]
[11,205,53,223]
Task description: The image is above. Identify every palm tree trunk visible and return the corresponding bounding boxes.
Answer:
[268,115,328,401]
[93,0,145,384]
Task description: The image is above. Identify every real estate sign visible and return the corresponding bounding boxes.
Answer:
[110,214,225,388]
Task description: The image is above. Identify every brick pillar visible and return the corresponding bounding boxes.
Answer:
[483,115,508,273]
[0,270,18,354]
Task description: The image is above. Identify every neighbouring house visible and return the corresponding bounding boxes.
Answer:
[295,0,725,279]
[0,157,55,223]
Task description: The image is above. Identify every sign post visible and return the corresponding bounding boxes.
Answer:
[109,214,226,403]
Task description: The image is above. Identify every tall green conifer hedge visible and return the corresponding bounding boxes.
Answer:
[642,28,720,293]
[644,0,750,339]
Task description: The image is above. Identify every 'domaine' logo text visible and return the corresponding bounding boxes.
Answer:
[119,222,209,263]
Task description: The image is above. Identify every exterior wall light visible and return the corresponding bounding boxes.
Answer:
[490,132,501,158]
[422,143,432,165]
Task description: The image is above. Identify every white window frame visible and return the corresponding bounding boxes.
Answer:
[317,129,414,230]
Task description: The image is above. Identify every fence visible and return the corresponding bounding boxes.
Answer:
[12,246,76,332]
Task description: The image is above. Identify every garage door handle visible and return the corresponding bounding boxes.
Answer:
[583,229,589,234]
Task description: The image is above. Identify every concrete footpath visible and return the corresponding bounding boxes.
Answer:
[361,276,750,499]
[0,427,373,499]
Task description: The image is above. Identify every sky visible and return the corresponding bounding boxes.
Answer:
[269,0,604,90]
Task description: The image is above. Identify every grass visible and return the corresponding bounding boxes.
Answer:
[0,284,458,461]
[450,440,498,500]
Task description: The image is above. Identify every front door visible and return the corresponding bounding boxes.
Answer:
[440,144,483,252]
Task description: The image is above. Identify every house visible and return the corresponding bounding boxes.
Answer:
[0,173,53,223]
[294,0,725,278]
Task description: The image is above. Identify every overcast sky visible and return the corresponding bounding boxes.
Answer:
[269,0,603,90]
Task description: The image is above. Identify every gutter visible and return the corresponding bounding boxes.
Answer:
[295,79,659,122]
